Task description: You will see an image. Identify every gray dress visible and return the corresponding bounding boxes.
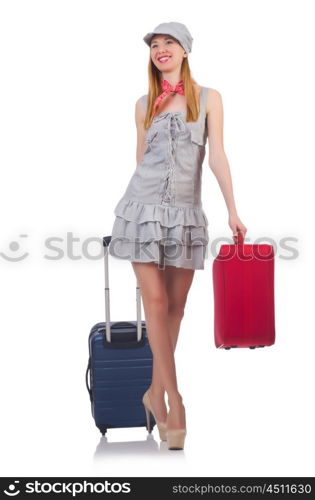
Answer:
[109,85,210,270]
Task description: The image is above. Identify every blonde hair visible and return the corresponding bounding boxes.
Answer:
[144,57,200,130]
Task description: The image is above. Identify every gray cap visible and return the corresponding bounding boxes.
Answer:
[143,22,193,54]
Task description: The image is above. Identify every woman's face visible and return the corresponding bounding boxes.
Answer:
[150,34,186,70]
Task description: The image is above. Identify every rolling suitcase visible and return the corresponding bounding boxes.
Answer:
[212,230,276,349]
[85,235,156,435]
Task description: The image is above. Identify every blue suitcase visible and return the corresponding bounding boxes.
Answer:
[85,235,156,436]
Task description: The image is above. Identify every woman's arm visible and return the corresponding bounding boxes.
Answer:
[206,88,247,238]
[135,98,147,166]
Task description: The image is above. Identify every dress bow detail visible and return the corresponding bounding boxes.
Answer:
[160,113,186,205]
[153,111,186,132]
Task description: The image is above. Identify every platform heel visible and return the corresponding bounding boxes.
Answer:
[142,389,167,441]
[166,429,187,450]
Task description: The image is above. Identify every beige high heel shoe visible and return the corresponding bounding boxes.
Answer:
[142,389,167,441]
[166,429,187,450]
[166,404,187,450]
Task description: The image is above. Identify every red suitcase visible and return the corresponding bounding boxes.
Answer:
[212,230,275,349]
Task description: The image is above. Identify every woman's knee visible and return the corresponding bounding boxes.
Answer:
[144,292,169,315]
[168,302,185,319]
[132,262,168,314]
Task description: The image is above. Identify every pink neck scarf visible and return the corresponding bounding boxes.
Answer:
[152,79,185,117]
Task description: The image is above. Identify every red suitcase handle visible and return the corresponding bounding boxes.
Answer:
[232,229,245,245]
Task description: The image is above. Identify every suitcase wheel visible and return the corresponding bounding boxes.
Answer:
[224,347,231,350]
[249,346,256,349]
[98,426,107,436]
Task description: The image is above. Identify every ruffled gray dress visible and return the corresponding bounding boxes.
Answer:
[109,86,210,270]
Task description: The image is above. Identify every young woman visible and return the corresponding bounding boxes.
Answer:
[109,22,247,450]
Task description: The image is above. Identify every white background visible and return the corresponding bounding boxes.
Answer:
[0,0,314,477]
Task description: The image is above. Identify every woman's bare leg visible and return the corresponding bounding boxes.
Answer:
[131,261,195,430]
[150,265,195,430]
[151,264,195,391]
[165,265,195,349]
[131,261,181,424]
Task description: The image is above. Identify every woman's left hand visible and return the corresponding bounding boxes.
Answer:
[228,212,247,240]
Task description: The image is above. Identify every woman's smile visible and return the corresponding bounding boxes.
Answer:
[157,55,172,63]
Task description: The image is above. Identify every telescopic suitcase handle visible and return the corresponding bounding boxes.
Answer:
[102,236,143,343]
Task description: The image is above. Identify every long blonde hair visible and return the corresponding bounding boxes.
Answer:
[144,57,200,130]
